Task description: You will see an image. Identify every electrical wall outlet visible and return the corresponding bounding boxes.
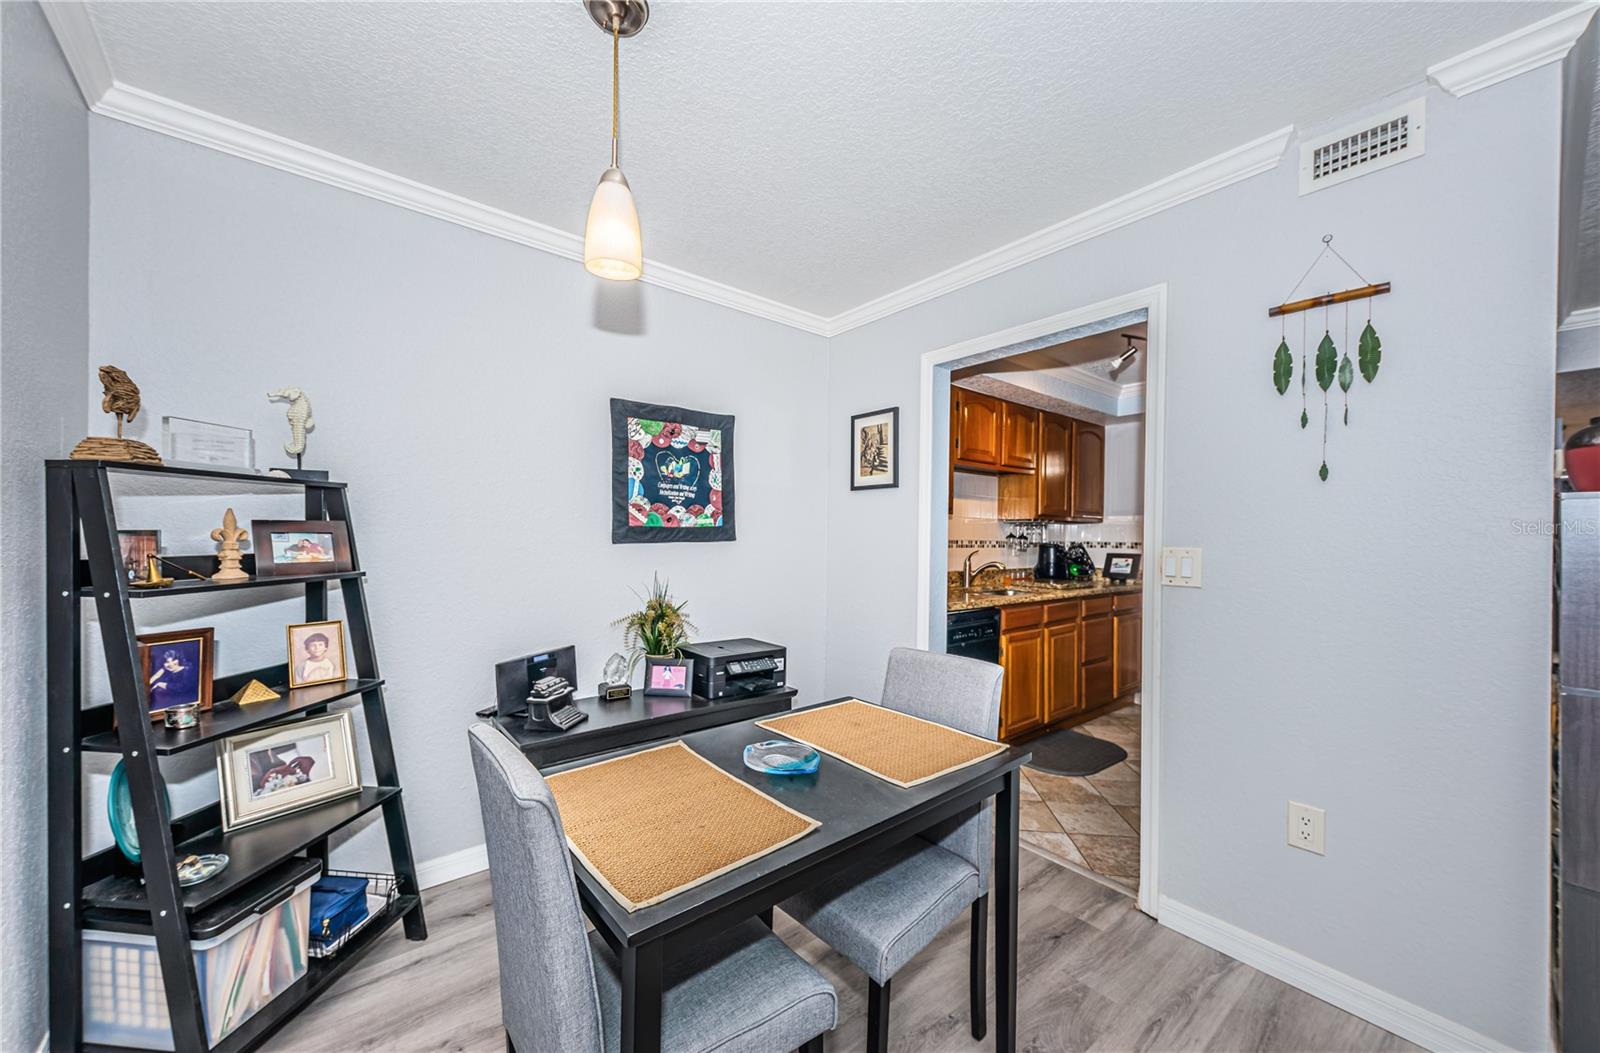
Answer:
[1287,801,1325,855]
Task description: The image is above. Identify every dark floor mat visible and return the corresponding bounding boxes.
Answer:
[1022,727,1128,777]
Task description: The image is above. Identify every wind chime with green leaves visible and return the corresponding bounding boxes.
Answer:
[1270,235,1390,481]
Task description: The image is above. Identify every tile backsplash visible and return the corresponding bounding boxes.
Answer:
[948,471,1141,572]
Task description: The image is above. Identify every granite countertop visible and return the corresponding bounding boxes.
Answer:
[947,575,1143,612]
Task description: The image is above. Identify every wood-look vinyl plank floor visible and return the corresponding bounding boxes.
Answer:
[268,853,1416,1053]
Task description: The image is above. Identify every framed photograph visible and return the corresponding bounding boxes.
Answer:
[217,710,361,830]
[643,657,694,697]
[850,407,899,491]
[610,398,736,544]
[250,519,354,577]
[1103,551,1141,583]
[287,620,349,688]
[138,627,215,720]
[161,416,255,470]
[117,529,161,583]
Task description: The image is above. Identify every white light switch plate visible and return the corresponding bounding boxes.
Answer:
[1161,546,1202,587]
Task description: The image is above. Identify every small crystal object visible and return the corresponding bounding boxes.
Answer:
[602,652,628,684]
[742,739,820,775]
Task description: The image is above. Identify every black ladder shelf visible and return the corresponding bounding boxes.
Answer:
[46,460,428,1053]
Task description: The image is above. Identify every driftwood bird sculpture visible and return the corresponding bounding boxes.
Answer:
[99,366,142,435]
[70,364,162,464]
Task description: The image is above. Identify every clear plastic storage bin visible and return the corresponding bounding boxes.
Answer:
[83,863,319,1050]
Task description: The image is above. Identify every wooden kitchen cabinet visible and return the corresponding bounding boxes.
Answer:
[1036,412,1073,520]
[1113,601,1139,700]
[1044,617,1082,724]
[999,625,1045,738]
[1079,599,1114,711]
[1000,402,1040,471]
[952,389,1002,469]
[1070,420,1105,521]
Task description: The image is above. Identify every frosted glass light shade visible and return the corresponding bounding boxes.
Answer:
[583,167,642,281]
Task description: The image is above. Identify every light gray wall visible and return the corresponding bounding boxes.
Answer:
[0,3,90,1050]
[1102,419,1143,518]
[86,117,831,872]
[825,74,1560,1049]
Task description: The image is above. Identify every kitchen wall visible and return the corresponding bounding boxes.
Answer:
[826,73,1559,1051]
[0,6,90,1051]
[86,117,832,874]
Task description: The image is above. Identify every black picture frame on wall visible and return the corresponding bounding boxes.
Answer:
[849,407,899,491]
[611,398,736,544]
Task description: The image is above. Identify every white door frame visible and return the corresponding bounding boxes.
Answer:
[913,283,1168,917]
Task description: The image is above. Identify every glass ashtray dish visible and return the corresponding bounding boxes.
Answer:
[742,739,820,775]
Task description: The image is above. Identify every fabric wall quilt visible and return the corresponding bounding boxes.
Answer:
[610,398,736,544]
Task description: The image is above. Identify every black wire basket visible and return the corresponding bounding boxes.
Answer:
[308,870,399,959]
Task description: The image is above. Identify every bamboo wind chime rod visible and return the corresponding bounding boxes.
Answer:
[1268,282,1391,319]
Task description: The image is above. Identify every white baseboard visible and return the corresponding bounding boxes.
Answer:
[415,842,488,890]
[1157,897,1519,1053]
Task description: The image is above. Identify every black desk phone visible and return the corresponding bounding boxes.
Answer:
[526,674,587,732]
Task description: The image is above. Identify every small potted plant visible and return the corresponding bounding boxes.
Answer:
[613,575,697,692]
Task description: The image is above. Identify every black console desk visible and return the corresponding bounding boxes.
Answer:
[492,686,796,768]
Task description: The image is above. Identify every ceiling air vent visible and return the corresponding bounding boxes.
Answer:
[1299,99,1425,195]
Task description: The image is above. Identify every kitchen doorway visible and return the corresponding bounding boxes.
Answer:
[912,285,1167,915]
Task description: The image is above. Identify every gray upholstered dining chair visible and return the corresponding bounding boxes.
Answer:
[779,647,1003,1053]
[467,723,837,1053]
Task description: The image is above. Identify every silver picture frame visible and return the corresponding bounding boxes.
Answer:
[216,710,361,830]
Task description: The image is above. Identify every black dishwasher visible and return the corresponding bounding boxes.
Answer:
[946,607,1000,664]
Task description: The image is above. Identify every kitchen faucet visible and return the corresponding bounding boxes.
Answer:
[962,549,1009,590]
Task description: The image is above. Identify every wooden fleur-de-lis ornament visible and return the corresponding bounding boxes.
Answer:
[210,508,250,583]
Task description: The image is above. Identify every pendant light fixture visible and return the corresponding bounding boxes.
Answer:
[582,1,649,281]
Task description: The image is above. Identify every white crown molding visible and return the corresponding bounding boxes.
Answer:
[87,83,835,335]
[53,5,1584,339]
[1427,3,1597,98]
[824,125,1294,336]
[38,2,113,107]
[1561,306,1600,331]
[1158,897,1523,1052]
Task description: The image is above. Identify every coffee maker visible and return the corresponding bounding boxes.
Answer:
[1035,543,1068,581]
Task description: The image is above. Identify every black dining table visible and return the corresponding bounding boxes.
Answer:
[543,698,1033,1053]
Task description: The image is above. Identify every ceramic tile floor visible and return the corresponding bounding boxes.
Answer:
[1020,702,1142,895]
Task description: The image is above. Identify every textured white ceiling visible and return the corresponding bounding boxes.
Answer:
[83,1,1568,317]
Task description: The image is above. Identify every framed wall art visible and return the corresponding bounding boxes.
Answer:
[849,407,899,490]
[250,519,354,576]
[611,398,736,544]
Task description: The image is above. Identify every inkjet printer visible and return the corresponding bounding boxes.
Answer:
[677,638,786,699]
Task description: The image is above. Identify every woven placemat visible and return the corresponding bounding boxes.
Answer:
[546,741,820,911]
[757,699,1004,788]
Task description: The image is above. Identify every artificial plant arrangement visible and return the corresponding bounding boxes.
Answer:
[613,574,697,673]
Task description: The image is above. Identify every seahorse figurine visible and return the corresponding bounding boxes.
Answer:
[268,387,314,465]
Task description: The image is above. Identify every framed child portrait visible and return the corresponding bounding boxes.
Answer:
[287,620,348,688]
[138,627,215,720]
